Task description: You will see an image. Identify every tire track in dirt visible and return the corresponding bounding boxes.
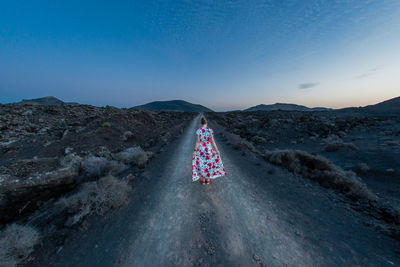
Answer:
[118,113,316,266]
[120,115,204,266]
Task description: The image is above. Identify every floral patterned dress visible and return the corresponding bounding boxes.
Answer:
[192,126,227,182]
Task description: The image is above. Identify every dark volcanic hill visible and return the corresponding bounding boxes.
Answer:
[362,96,400,112]
[17,96,64,106]
[16,96,80,106]
[132,100,213,112]
[244,103,331,112]
[337,96,400,114]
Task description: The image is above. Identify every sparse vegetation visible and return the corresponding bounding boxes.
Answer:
[79,156,129,178]
[80,156,110,177]
[263,149,377,202]
[113,146,153,166]
[0,223,40,267]
[233,140,255,152]
[324,142,358,152]
[106,160,130,175]
[208,111,400,241]
[0,101,195,261]
[101,121,111,127]
[356,163,370,173]
[60,152,82,170]
[55,175,132,226]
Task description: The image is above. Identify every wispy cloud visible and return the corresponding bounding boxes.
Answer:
[354,65,384,79]
[298,82,318,89]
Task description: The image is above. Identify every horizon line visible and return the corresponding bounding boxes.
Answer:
[1,95,399,112]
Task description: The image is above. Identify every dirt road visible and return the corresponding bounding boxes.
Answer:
[35,114,400,266]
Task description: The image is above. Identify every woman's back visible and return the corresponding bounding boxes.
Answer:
[196,126,214,143]
[192,124,226,182]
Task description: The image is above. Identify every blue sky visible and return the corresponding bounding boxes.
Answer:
[1,0,399,111]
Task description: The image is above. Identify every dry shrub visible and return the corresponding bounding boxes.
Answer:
[113,147,152,166]
[0,223,40,267]
[55,175,131,226]
[80,156,128,177]
[321,134,358,152]
[101,121,111,127]
[325,142,358,152]
[264,149,377,202]
[233,141,255,152]
[356,163,370,173]
[80,156,109,177]
[322,134,342,144]
[60,152,82,170]
[107,160,129,175]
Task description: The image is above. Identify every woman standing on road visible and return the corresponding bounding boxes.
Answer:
[192,116,227,184]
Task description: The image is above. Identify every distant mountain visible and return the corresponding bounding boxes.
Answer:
[16,96,80,106]
[362,96,400,113]
[244,103,331,112]
[132,100,213,112]
[17,96,64,106]
[337,96,400,113]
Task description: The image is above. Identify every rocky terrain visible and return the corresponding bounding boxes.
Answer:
[0,103,196,265]
[205,109,400,239]
[24,113,400,266]
[1,97,400,266]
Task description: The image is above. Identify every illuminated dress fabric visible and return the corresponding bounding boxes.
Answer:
[192,126,227,182]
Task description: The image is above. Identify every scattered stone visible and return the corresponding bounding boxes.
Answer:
[251,136,267,144]
[96,146,112,159]
[64,147,73,155]
[22,110,33,116]
[253,254,261,261]
[122,131,134,142]
[61,129,69,139]
[123,174,136,182]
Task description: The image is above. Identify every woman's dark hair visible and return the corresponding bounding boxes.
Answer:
[200,116,207,125]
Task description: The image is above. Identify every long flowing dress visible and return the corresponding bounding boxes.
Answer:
[192,126,227,182]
